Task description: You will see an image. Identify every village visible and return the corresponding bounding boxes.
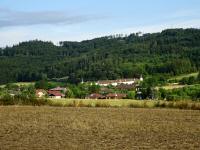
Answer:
[35,76,144,100]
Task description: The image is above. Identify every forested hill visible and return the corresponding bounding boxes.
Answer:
[0,28,200,84]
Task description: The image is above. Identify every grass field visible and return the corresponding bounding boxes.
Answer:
[47,99,200,110]
[156,84,187,90]
[168,72,199,81]
[0,82,34,88]
[0,106,199,150]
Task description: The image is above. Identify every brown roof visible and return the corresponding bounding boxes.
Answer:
[116,84,135,90]
[48,90,64,97]
[88,93,105,99]
[106,93,127,99]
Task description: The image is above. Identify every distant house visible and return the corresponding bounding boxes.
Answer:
[116,84,135,90]
[87,93,105,100]
[48,86,67,99]
[36,89,47,98]
[95,78,139,87]
[48,90,65,99]
[106,93,127,99]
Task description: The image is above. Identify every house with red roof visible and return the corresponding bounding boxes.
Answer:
[87,93,105,100]
[48,90,65,99]
[47,86,67,99]
[106,93,127,99]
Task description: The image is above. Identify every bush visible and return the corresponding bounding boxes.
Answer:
[127,91,136,99]
[0,94,15,105]
[128,103,142,108]
[95,101,110,107]
[31,98,48,106]
[175,101,189,109]
[190,103,200,110]
[0,94,47,106]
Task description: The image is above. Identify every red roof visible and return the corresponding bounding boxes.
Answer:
[106,93,127,99]
[89,93,105,99]
[48,90,64,97]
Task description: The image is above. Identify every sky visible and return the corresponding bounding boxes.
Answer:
[0,0,200,47]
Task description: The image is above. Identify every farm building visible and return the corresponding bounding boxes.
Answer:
[48,90,65,99]
[94,77,143,87]
[106,93,127,99]
[87,93,105,99]
[116,84,135,90]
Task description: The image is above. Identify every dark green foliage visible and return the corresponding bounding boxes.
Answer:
[159,88,167,100]
[88,84,100,93]
[0,29,200,84]
[34,80,66,90]
[67,84,87,99]
[0,94,15,105]
[180,76,198,85]
[127,91,136,99]
[35,80,51,90]
[197,71,200,83]
[157,85,200,101]
[0,84,48,106]
[65,88,74,98]
[0,95,47,106]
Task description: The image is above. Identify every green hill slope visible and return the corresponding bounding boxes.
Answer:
[0,28,200,84]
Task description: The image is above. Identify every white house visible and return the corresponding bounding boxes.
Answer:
[95,79,136,87]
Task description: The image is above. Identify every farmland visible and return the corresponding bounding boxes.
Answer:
[0,106,199,150]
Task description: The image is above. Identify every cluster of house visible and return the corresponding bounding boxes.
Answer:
[36,87,128,100]
[85,77,143,100]
[94,76,143,87]
[36,87,66,99]
[35,77,144,99]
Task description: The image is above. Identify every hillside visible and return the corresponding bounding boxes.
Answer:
[0,28,200,84]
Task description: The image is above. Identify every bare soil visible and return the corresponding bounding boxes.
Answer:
[0,106,199,150]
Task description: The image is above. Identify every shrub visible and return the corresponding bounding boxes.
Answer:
[128,103,142,108]
[190,103,200,110]
[32,98,48,106]
[0,94,15,105]
[175,101,190,109]
[95,101,110,108]
[127,91,136,99]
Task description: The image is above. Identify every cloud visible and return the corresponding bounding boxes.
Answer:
[0,8,102,28]
[0,7,199,47]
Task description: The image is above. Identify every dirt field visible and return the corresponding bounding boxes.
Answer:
[0,107,199,150]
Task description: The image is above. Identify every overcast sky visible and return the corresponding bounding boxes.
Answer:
[0,0,200,47]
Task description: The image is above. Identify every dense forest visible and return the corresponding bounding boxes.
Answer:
[0,28,200,84]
